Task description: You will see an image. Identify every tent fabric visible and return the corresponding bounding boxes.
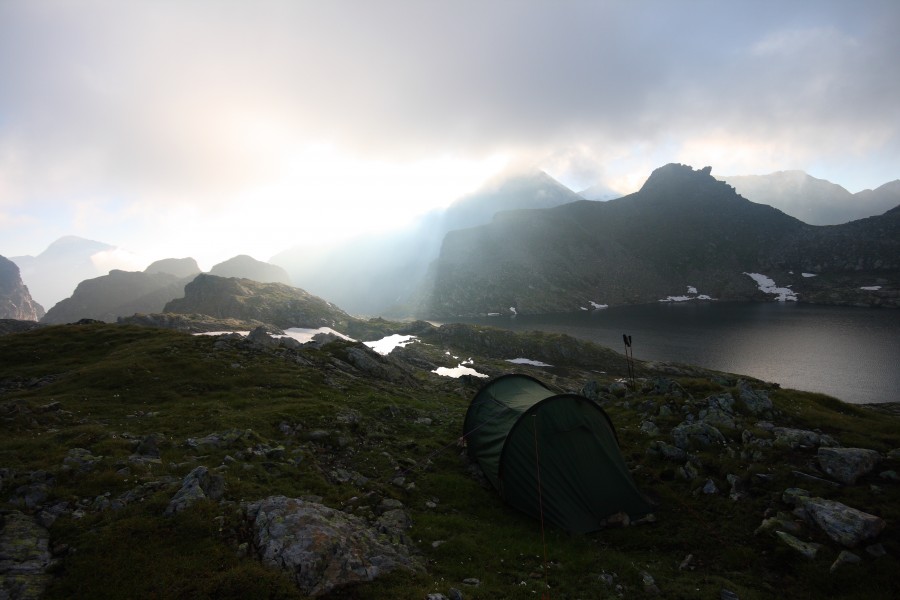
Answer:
[464,373,653,533]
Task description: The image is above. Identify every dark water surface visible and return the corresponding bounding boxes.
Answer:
[454,302,900,404]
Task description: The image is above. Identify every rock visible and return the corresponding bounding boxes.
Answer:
[699,407,736,430]
[62,447,102,472]
[671,422,726,450]
[640,421,660,437]
[737,380,773,415]
[186,428,260,450]
[879,470,900,481]
[886,448,900,461]
[647,441,687,462]
[797,497,885,547]
[755,512,804,536]
[817,447,881,485]
[772,427,837,449]
[865,543,886,558]
[678,461,701,481]
[782,488,811,506]
[720,589,740,600]
[640,570,660,594]
[247,496,419,597]
[462,578,480,586]
[702,479,718,494]
[608,381,628,397]
[247,326,280,348]
[829,550,862,572]
[449,587,464,600]
[0,511,53,600]
[0,256,45,321]
[581,380,602,401]
[775,530,822,559]
[164,466,225,515]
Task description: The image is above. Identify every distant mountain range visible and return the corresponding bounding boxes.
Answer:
[417,164,899,317]
[718,171,900,226]
[39,255,289,325]
[5,164,898,325]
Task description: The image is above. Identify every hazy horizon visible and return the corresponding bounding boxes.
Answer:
[2,0,899,269]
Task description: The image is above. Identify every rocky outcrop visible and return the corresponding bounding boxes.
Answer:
[164,274,355,330]
[246,496,420,597]
[0,256,44,321]
[117,312,280,333]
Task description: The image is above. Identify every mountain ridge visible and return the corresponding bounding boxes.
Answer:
[417,164,899,317]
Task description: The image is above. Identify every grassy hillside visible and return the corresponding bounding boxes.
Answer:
[1,322,898,599]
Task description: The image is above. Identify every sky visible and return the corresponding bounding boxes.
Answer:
[1,0,898,270]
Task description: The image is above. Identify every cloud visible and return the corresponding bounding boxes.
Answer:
[0,0,898,260]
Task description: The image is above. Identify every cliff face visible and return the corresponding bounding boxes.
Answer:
[0,255,45,321]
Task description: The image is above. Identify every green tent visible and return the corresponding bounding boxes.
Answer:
[463,374,653,533]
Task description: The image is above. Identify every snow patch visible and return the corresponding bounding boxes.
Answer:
[589,301,608,310]
[658,285,716,303]
[506,358,553,367]
[860,286,882,291]
[432,359,488,378]
[743,272,798,301]
[364,334,416,355]
[801,273,817,278]
[196,327,355,344]
[509,306,517,315]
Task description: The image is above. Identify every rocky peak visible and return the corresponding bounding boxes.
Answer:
[0,255,45,321]
[638,163,722,196]
[209,255,292,285]
[144,257,201,279]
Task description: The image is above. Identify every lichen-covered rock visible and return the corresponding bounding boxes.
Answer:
[775,530,821,559]
[737,380,773,416]
[797,497,885,547]
[164,466,225,515]
[247,496,420,597]
[0,511,52,600]
[817,447,881,485]
[671,422,726,450]
[772,427,838,449]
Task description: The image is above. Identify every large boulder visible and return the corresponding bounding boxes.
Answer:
[247,496,419,597]
[0,511,53,599]
[817,447,881,485]
[797,497,885,547]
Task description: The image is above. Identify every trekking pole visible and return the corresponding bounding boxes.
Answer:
[622,334,635,391]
